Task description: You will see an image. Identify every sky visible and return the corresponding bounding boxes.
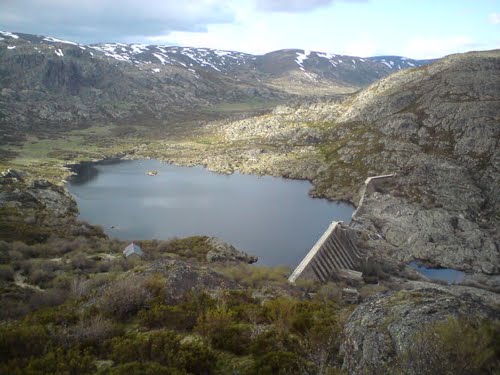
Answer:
[1,0,499,58]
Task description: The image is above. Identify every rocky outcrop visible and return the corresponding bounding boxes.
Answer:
[0,169,103,242]
[341,286,499,375]
[205,237,257,264]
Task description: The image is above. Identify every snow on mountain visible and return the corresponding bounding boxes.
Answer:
[0,31,434,91]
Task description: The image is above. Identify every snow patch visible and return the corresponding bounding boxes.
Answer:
[152,53,168,64]
[131,44,148,54]
[295,50,311,69]
[55,48,64,57]
[43,36,78,45]
[7,46,16,50]
[152,68,160,73]
[0,31,19,39]
[381,61,392,69]
[316,52,335,59]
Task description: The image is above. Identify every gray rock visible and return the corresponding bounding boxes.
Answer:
[205,237,257,264]
[340,287,498,375]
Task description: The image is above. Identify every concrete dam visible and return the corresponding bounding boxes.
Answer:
[289,174,395,283]
[288,221,363,283]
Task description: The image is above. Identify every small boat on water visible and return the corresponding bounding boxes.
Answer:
[147,170,158,176]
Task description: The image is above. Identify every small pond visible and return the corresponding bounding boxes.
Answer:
[68,159,354,266]
[409,262,465,284]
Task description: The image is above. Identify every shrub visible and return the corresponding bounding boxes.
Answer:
[196,308,234,337]
[251,351,307,375]
[221,264,290,288]
[0,324,51,362]
[25,347,96,375]
[0,240,10,264]
[210,323,253,355]
[138,303,197,331]
[264,297,298,333]
[104,361,183,375]
[28,288,68,309]
[156,236,211,261]
[110,330,181,365]
[27,268,53,286]
[0,265,14,282]
[250,329,301,357]
[393,316,499,375]
[360,258,387,284]
[70,315,121,349]
[70,253,96,271]
[11,241,40,258]
[99,275,152,319]
[176,341,216,375]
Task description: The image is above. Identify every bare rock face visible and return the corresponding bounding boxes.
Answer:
[205,237,258,264]
[340,287,499,375]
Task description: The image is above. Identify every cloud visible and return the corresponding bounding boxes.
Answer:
[402,36,480,59]
[0,0,235,43]
[488,12,500,25]
[255,0,334,12]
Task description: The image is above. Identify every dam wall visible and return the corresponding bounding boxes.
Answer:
[288,221,363,283]
[289,173,395,283]
[352,174,395,218]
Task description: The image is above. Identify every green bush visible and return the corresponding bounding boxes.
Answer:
[0,240,10,264]
[25,347,96,375]
[0,324,52,362]
[211,323,253,355]
[138,303,197,331]
[176,341,216,375]
[156,236,212,261]
[110,330,181,365]
[104,361,186,375]
[0,265,14,281]
[251,351,307,375]
[99,275,152,319]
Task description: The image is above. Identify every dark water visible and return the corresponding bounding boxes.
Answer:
[409,262,465,284]
[68,159,354,266]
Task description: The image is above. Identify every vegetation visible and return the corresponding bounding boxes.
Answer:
[0,235,355,374]
[392,317,500,375]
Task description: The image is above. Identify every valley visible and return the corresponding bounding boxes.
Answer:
[0,29,499,374]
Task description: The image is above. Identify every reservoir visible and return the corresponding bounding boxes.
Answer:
[68,159,354,266]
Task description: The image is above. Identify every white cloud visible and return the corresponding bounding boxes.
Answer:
[488,12,500,24]
[401,36,479,59]
[340,34,378,57]
[0,0,235,43]
[255,0,334,12]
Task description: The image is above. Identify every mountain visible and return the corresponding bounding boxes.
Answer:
[0,30,432,143]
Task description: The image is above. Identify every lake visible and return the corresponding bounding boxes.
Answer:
[68,159,354,266]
